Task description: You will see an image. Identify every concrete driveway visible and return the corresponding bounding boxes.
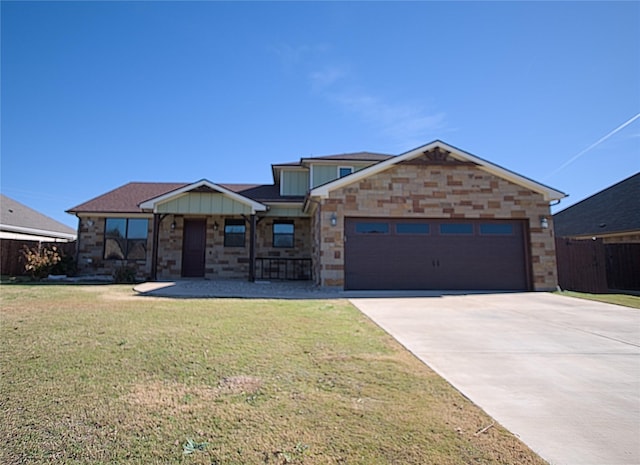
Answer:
[351,293,640,465]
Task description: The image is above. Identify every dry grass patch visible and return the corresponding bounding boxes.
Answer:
[0,284,547,464]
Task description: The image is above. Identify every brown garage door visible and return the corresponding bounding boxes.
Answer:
[344,218,530,290]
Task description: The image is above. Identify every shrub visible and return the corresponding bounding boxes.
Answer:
[114,265,137,283]
[21,245,63,279]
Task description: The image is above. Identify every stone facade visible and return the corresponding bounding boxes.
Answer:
[76,215,312,281]
[314,161,558,291]
[75,216,152,280]
[73,149,560,290]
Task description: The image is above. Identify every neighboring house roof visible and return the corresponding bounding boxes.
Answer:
[553,172,640,238]
[309,140,567,202]
[1,194,77,241]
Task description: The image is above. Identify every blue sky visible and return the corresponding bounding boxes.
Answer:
[2,1,639,229]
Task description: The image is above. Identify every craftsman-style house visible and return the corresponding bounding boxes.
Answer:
[67,140,565,290]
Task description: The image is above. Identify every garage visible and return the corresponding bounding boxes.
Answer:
[344,217,531,290]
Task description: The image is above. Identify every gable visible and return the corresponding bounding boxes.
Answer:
[155,192,254,215]
[310,140,566,202]
[139,180,267,214]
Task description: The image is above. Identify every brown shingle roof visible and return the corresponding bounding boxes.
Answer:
[67,182,189,214]
[220,184,303,203]
[303,151,393,162]
[67,181,301,214]
[273,151,393,167]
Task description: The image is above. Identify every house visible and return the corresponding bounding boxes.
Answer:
[1,194,77,242]
[1,194,77,276]
[554,172,640,243]
[67,140,566,291]
[553,172,640,292]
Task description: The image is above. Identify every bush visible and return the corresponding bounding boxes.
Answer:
[114,265,137,283]
[21,245,63,279]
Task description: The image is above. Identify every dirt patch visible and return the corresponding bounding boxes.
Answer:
[126,377,262,413]
[218,375,262,394]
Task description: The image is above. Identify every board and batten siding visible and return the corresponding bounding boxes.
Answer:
[312,165,339,188]
[311,164,372,189]
[156,193,253,215]
[281,170,310,196]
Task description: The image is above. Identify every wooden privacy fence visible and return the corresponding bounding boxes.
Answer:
[0,239,76,276]
[555,237,640,293]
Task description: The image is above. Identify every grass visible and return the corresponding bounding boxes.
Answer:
[557,290,640,309]
[0,284,547,465]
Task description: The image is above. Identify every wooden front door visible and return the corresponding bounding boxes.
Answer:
[182,219,206,277]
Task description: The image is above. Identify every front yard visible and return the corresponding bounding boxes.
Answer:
[0,285,546,464]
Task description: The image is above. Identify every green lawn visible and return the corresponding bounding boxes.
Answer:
[557,291,640,309]
[0,285,547,465]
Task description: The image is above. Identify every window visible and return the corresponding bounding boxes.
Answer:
[273,221,294,248]
[396,223,430,234]
[355,222,389,234]
[338,166,353,178]
[104,218,148,260]
[480,223,513,235]
[224,219,246,247]
[440,223,473,235]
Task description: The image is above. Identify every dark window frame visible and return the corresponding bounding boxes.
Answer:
[396,223,430,235]
[273,220,295,248]
[355,222,390,234]
[439,223,474,235]
[103,218,149,260]
[479,223,514,235]
[224,219,246,247]
[338,166,354,178]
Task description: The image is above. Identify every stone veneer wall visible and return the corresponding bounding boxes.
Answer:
[155,215,312,280]
[75,216,152,280]
[255,217,312,259]
[75,214,313,281]
[315,163,558,291]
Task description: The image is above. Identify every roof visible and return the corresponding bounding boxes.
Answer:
[1,194,77,240]
[67,182,190,214]
[272,151,393,168]
[309,140,567,202]
[553,172,640,237]
[67,181,302,215]
[302,152,394,162]
[220,184,304,203]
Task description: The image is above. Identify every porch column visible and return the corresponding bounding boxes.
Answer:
[151,213,160,281]
[248,213,256,282]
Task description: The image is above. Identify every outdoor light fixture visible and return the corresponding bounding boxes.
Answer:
[540,217,549,229]
[330,213,337,227]
[213,221,219,231]
[171,220,176,230]
[86,220,94,227]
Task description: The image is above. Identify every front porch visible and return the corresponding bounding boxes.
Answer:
[149,213,313,282]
